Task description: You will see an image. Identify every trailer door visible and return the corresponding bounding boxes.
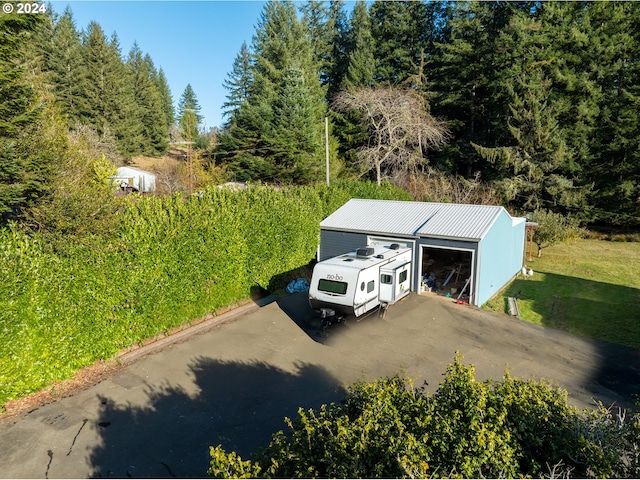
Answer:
[379,262,411,304]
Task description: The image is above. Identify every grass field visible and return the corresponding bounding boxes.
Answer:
[484,239,640,351]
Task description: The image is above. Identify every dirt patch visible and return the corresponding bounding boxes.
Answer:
[127,149,191,195]
[130,149,184,173]
[1,360,123,423]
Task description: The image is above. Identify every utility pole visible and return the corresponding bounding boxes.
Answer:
[184,108,195,194]
[325,116,330,186]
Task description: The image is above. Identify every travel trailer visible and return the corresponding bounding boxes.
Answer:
[309,244,412,321]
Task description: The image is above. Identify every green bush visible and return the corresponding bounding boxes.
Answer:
[209,356,640,479]
[0,181,407,408]
[529,209,583,257]
[609,233,640,243]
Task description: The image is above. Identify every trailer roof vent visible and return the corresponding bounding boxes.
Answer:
[356,247,375,258]
[389,243,400,250]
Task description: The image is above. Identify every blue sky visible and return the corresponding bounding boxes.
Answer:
[50,1,268,129]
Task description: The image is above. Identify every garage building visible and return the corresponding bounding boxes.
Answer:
[318,198,526,306]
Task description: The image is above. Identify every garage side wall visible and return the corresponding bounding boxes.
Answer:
[477,213,525,306]
[319,229,368,261]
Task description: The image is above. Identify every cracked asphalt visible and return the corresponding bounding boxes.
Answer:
[1,292,638,478]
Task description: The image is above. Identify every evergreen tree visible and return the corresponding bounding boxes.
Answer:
[341,0,375,89]
[477,3,615,216]
[532,2,600,169]
[124,43,147,154]
[106,32,140,157]
[0,13,59,217]
[80,24,138,156]
[32,8,171,160]
[217,0,328,183]
[583,2,640,226]
[216,108,269,181]
[266,64,324,182]
[369,0,437,89]
[177,84,203,143]
[301,0,346,92]
[126,44,169,155]
[430,1,515,176]
[155,68,175,131]
[301,0,331,85]
[79,23,110,129]
[252,1,320,90]
[221,42,253,124]
[369,0,414,85]
[45,7,85,124]
[473,71,584,212]
[254,0,327,182]
[329,1,374,172]
[326,0,348,96]
[80,23,108,127]
[0,14,39,214]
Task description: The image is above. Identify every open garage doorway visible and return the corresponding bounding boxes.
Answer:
[420,246,474,301]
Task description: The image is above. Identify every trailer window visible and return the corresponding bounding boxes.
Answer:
[381,274,392,284]
[399,270,408,283]
[367,280,375,293]
[318,279,348,295]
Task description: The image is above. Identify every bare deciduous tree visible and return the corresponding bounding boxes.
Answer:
[332,86,450,185]
[68,123,123,166]
[396,167,502,206]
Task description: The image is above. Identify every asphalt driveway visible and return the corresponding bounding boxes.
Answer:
[1,292,638,478]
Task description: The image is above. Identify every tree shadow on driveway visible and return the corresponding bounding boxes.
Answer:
[275,292,331,343]
[87,357,345,478]
[274,291,372,344]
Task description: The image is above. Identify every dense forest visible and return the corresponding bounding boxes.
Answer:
[0,4,175,229]
[217,0,640,228]
[1,0,639,231]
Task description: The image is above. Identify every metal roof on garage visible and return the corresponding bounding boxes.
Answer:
[320,198,507,241]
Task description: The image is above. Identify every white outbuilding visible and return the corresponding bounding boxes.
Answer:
[111,166,156,193]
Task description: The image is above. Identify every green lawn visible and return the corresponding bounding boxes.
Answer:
[484,239,640,350]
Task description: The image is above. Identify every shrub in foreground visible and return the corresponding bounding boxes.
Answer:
[209,356,640,478]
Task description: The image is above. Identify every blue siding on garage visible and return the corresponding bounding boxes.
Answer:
[476,214,525,306]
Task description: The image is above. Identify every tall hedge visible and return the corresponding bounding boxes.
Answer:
[0,181,409,407]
